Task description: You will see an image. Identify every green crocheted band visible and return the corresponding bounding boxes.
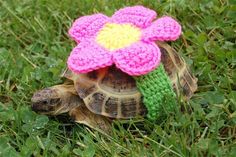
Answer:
[134,63,177,120]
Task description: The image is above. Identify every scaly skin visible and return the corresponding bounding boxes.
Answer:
[31,85,80,115]
[31,84,111,132]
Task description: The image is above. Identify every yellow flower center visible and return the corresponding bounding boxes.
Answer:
[96,23,141,51]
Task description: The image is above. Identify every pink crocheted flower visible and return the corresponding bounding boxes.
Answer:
[67,6,181,76]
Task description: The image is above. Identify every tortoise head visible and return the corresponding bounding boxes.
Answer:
[31,85,81,115]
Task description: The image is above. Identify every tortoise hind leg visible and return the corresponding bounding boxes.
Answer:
[69,105,112,132]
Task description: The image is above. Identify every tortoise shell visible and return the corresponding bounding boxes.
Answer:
[64,42,198,119]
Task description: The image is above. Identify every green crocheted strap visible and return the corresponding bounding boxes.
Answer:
[134,64,177,121]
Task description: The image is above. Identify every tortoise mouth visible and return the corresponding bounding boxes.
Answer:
[31,98,62,115]
[31,103,54,114]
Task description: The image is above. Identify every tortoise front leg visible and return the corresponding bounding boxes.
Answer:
[69,105,112,133]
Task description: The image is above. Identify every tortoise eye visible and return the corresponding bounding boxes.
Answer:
[50,98,61,105]
[41,100,49,105]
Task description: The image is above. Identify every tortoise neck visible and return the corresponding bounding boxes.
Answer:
[54,84,82,114]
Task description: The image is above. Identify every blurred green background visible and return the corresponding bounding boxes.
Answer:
[0,0,235,156]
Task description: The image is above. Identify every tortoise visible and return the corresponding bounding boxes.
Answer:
[31,42,198,131]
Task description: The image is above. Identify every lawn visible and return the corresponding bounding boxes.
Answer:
[0,0,235,156]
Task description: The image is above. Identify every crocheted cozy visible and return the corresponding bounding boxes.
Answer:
[135,64,177,120]
[67,6,181,120]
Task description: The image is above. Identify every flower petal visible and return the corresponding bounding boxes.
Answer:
[142,16,181,42]
[67,40,113,73]
[111,6,157,28]
[113,42,161,76]
[68,14,109,43]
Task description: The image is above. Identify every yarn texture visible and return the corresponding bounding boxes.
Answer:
[67,5,181,76]
[96,23,141,51]
[135,64,177,120]
[67,5,182,120]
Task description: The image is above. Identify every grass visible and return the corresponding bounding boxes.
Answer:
[0,0,235,156]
